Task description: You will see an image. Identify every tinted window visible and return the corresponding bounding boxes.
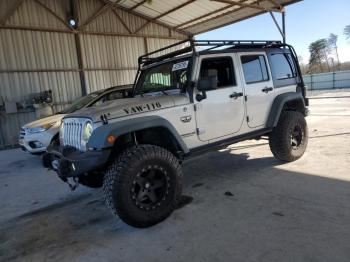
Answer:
[270,53,296,80]
[200,57,235,88]
[60,92,101,113]
[241,55,269,84]
[90,90,126,107]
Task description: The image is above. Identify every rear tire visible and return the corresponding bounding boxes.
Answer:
[269,111,308,162]
[103,145,182,228]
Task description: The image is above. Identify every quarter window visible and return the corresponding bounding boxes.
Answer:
[199,57,235,88]
[241,55,269,84]
[270,53,297,80]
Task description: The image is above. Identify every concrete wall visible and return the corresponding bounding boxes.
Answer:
[303,70,350,91]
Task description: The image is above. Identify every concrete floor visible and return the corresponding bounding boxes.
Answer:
[1,91,350,262]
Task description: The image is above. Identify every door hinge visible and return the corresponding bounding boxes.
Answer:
[244,95,247,101]
[246,116,250,122]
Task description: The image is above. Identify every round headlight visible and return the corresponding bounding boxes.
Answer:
[82,121,93,142]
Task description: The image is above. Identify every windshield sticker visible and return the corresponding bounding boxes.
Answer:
[172,61,189,72]
[124,102,161,115]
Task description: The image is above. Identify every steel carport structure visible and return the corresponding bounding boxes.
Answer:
[0,0,302,148]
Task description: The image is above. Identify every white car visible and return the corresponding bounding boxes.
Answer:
[19,85,131,154]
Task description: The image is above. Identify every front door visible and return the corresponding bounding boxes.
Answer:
[238,52,275,128]
[194,54,245,141]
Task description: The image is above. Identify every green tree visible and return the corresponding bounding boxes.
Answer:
[344,24,350,39]
[328,33,340,68]
[309,39,330,73]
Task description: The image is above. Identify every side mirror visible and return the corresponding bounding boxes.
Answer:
[196,76,217,102]
[197,76,218,91]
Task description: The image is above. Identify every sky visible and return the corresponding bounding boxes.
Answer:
[197,0,350,63]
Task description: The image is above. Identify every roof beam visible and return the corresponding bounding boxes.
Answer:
[34,0,72,30]
[176,0,247,29]
[103,1,190,36]
[182,5,247,30]
[79,3,110,30]
[0,24,187,40]
[133,0,197,34]
[210,0,281,12]
[129,0,148,11]
[267,0,283,8]
[111,7,132,34]
[0,0,25,25]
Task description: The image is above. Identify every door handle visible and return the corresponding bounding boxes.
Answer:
[229,92,243,99]
[262,87,273,93]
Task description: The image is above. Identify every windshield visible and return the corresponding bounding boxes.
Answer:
[60,92,101,114]
[135,59,191,95]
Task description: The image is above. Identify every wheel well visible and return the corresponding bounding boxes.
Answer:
[283,99,305,115]
[111,127,184,158]
[51,133,59,144]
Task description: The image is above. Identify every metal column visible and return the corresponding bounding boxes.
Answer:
[282,10,286,43]
[269,8,286,44]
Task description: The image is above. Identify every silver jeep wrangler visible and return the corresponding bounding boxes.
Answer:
[47,40,309,227]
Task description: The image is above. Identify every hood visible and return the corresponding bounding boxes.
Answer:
[24,114,65,128]
[65,92,189,122]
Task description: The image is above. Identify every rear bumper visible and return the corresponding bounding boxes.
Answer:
[47,146,110,178]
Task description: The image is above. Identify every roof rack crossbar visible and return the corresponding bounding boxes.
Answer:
[138,39,285,66]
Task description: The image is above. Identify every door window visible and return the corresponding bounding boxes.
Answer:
[199,57,235,88]
[241,55,269,84]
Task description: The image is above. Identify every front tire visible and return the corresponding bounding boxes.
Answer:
[103,145,182,228]
[269,111,308,162]
[79,172,103,188]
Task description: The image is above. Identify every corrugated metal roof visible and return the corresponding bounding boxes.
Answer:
[114,0,302,35]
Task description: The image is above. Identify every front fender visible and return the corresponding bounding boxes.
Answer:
[87,116,189,153]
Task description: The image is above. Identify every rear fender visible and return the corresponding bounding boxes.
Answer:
[267,92,306,128]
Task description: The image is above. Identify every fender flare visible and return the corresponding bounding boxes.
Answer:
[87,116,189,153]
[267,92,306,128]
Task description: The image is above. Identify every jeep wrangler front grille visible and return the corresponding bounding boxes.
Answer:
[62,118,88,151]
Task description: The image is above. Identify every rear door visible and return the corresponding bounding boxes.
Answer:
[238,52,274,128]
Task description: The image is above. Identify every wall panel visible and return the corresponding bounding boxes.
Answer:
[0,0,188,148]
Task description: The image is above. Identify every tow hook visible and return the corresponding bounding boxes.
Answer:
[59,175,79,191]
[66,177,79,191]
[51,159,59,170]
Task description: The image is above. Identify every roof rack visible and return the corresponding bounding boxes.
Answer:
[138,39,284,66]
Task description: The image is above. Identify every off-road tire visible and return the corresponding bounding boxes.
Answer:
[103,145,182,228]
[269,111,308,162]
[79,172,103,188]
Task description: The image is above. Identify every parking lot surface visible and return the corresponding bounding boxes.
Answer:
[1,91,350,262]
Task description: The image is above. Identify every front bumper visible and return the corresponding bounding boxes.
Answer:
[47,146,111,178]
[19,131,55,154]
